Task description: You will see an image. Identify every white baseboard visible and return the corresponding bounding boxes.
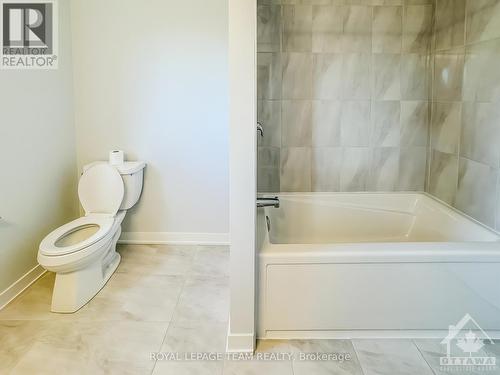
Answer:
[119,232,230,246]
[0,264,46,310]
[226,331,256,353]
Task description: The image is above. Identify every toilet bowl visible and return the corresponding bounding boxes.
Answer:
[38,160,145,313]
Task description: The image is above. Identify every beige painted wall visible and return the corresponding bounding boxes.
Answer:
[70,0,230,236]
[0,0,79,292]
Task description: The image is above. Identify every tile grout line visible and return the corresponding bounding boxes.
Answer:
[412,339,439,375]
[150,322,171,375]
[149,246,197,375]
[350,339,367,375]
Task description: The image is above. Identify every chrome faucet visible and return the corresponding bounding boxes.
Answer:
[257,197,280,208]
[257,122,264,138]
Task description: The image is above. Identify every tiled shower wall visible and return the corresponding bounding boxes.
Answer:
[257,0,433,192]
[428,0,500,230]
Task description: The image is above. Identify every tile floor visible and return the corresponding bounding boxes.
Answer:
[1,244,499,374]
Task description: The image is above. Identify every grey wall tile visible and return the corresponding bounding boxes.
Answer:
[257,53,282,100]
[341,101,372,146]
[373,0,403,4]
[281,0,335,5]
[428,150,459,204]
[343,53,372,99]
[258,5,282,52]
[403,5,432,52]
[312,100,342,147]
[433,52,464,101]
[283,53,313,99]
[405,0,433,4]
[257,0,434,195]
[258,167,281,192]
[373,54,401,100]
[463,38,500,103]
[283,5,312,52]
[455,157,498,227]
[313,54,343,99]
[312,5,343,53]
[431,102,461,154]
[422,0,500,231]
[373,6,403,53]
[434,0,465,51]
[340,147,371,191]
[259,167,280,193]
[282,100,313,146]
[258,0,279,5]
[496,186,500,232]
[312,147,342,191]
[466,0,500,44]
[369,147,400,190]
[401,54,429,100]
[460,102,500,168]
[401,101,428,147]
[258,147,280,193]
[345,0,373,4]
[258,100,282,148]
[281,147,312,191]
[371,101,401,147]
[343,5,372,52]
[258,146,281,168]
[399,146,427,190]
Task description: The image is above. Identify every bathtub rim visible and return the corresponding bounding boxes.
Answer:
[259,191,500,237]
[258,192,500,263]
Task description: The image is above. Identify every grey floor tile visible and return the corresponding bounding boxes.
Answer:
[353,339,433,375]
[223,359,293,375]
[415,339,500,375]
[172,276,229,327]
[290,339,364,375]
[117,244,196,276]
[154,360,224,375]
[190,246,230,278]
[0,273,74,321]
[8,320,168,375]
[80,272,185,322]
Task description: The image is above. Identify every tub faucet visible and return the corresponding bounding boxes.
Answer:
[257,122,264,138]
[257,197,280,208]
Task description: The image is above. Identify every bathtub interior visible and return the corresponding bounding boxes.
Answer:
[264,193,499,244]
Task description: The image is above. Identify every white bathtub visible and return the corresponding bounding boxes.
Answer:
[257,193,500,339]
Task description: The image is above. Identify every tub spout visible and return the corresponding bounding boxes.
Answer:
[257,197,280,209]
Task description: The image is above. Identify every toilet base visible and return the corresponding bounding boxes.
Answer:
[50,229,122,313]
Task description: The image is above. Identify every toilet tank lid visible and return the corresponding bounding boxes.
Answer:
[83,161,146,175]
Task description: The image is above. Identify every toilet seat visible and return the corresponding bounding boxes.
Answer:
[39,163,125,258]
[39,215,114,257]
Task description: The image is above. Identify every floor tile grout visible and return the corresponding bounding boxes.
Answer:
[151,245,201,375]
[350,340,367,375]
[412,339,438,375]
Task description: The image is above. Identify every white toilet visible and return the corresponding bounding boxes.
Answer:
[38,159,146,313]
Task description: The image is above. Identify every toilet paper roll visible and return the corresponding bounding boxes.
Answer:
[109,150,125,166]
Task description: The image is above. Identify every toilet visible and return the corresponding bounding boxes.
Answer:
[38,159,146,313]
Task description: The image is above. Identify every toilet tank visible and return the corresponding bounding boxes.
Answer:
[83,161,146,210]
